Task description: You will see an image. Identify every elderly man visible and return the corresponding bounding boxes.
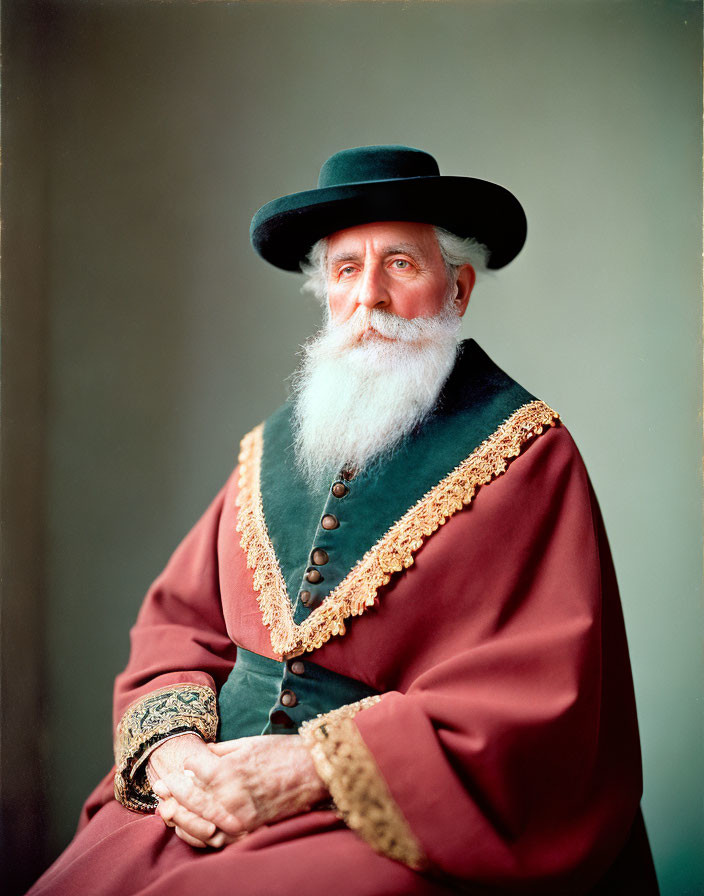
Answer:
[28,146,658,895]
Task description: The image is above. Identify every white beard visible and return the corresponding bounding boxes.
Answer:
[290,301,462,485]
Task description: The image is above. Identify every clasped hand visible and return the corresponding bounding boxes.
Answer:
[147,733,327,850]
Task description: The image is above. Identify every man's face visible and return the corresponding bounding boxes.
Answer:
[325,221,460,330]
[293,219,473,480]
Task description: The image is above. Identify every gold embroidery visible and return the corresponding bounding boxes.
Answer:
[236,424,299,650]
[113,683,217,812]
[300,696,427,870]
[237,400,559,659]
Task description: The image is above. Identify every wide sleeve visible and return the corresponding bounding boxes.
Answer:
[300,426,643,894]
[112,473,238,812]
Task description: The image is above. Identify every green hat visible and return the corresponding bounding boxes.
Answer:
[250,145,526,272]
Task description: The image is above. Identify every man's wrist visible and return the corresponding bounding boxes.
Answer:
[144,732,205,785]
[133,731,203,781]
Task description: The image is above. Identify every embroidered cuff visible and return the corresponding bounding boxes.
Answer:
[299,696,427,870]
[113,683,218,812]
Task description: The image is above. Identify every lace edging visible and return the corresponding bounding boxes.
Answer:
[236,424,299,652]
[113,683,218,812]
[237,400,559,659]
[299,696,427,870]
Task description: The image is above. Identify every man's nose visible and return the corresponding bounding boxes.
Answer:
[355,263,390,310]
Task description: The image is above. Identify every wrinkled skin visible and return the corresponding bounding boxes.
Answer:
[148,733,327,849]
[326,220,474,324]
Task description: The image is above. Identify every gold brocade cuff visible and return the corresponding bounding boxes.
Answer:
[113,683,218,812]
[299,696,427,871]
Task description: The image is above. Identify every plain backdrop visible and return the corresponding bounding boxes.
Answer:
[2,1,702,894]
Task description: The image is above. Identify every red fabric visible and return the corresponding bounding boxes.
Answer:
[112,473,238,728]
[28,425,646,895]
[347,426,642,893]
[33,802,454,896]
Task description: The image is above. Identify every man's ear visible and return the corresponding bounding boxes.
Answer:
[454,264,476,318]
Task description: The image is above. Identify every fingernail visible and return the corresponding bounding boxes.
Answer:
[152,781,167,797]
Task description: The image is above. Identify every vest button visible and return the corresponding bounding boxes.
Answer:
[321,514,339,530]
[311,548,329,566]
[289,660,305,676]
[305,568,322,584]
[280,689,297,708]
[299,590,313,606]
[332,481,349,498]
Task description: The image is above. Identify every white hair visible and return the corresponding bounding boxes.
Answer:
[300,225,490,303]
[290,301,462,483]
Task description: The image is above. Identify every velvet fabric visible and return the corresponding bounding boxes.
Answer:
[28,353,657,894]
[217,648,379,739]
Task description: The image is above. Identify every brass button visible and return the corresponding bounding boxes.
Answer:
[280,689,297,708]
[270,709,294,727]
[341,469,356,481]
[299,590,313,606]
[305,567,323,584]
[321,514,339,530]
[289,660,305,675]
[311,548,329,566]
[332,482,349,498]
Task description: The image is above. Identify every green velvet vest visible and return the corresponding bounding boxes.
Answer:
[217,339,536,738]
[217,648,379,738]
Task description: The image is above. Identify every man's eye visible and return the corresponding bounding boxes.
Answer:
[393,259,410,269]
[340,266,356,276]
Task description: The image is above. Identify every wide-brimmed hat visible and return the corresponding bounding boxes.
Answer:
[250,145,526,272]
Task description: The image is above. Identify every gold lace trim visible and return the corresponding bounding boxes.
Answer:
[237,400,559,659]
[113,683,217,812]
[300,696,427,870]
[236,423,292,642]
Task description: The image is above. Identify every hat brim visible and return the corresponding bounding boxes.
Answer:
[250,175,526,271]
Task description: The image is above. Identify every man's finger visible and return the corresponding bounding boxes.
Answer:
[159,772,209,814]
[167,803,218,843]
[159,771,246,836]
[174,826,210,849]
[205,830,236,849]
[156,796,179,827]
[207,741,244,757]
[158,793,218,843]
[183,749,221,785]
[152,780,170,800]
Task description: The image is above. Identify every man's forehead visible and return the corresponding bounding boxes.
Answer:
[324,220,439,259]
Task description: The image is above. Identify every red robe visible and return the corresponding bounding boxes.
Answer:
[27,412,657,895]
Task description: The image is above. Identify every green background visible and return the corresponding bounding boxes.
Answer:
[3,1,702,893]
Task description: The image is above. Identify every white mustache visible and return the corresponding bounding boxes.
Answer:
[326,304,458,350]
[291,302,461,484]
